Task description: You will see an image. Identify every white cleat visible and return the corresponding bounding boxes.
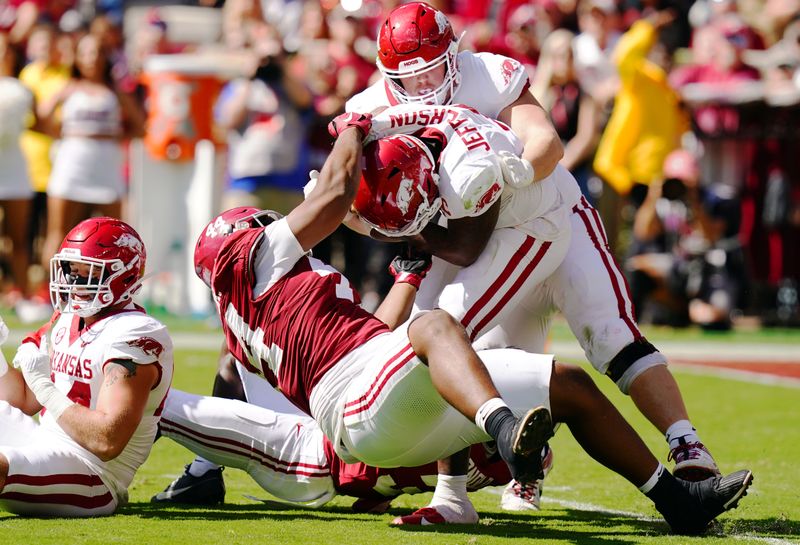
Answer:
[500,444,554,511]
[669,441,721,482]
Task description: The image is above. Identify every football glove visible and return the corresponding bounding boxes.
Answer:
[389,247,432,290]
[328,112,373,139]
[13,339,74,420]
[498,150,535,189]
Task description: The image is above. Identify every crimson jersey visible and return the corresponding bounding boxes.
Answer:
[212,223,390,414]
[323,438,511,500]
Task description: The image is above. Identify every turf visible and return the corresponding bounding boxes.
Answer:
[1,331,799,544]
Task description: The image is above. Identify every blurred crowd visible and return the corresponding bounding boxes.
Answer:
[0,0,798,328]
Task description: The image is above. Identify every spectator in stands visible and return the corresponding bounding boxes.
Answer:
[215,19,313,215]
[627,149,746,329]
[37,33,145,277]
[573,0,622,107]
[17,23,70,309]
[533,29,602,201]
[0,32,35,307]
[593,10,688,200]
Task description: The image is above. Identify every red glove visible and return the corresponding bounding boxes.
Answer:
[389,248,432,290]
[328,112,373,139]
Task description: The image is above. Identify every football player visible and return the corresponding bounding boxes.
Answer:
[0,218,173,516]
[184,124,751,535]
[345,1,720,521]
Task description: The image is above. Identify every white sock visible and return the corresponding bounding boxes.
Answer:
[188,456,220,477]
[665,420,700,449]
[474,397,509,434]
[638,463,665,494]
[430,474,469,506]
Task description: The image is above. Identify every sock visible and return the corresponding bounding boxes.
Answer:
[188,456,220,477]
[638,463,665,494]
[666,420,700,449]
[430,474,469,506]
[475,398,513,440]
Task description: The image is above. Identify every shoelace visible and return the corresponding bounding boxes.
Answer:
[512,481,539,502]
[668,441,708,463]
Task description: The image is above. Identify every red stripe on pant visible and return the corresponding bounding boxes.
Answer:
[342,348,417,418]
[343,343,413,410]
[0,491,114,510]
[468,241,552,342]
[4,473,104,487]
[574,202,641,339]
[159,418,330,477]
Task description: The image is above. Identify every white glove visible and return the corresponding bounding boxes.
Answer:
[13,339,74,420]
[303,170,319,199]
[498,151,535,189]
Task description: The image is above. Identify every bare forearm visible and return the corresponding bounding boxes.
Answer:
[633,200,661,241]
[373,284,417,330]
[0,368,41,415]
[55,405,131,461]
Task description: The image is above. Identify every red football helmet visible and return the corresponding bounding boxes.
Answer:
[50,217,146,317]
[377,2,461,105]
[194,207,283,288]
[354,134,441,237]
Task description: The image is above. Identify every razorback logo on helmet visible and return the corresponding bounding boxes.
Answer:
[475,182,502,213]
[127,336,164,358]
[115,233,143,252]
[501,59,520,86]
[395,177,415,214]
[434,9,449,33]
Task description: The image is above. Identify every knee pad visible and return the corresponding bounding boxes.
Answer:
[604,338,667,394]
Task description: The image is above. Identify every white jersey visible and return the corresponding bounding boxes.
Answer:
[41,306,173,501]
[347,50,583,209]
[371,104,566,239]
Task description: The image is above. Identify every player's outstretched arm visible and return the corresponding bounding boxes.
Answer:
[287,127,365,252]
[498,89,563,182]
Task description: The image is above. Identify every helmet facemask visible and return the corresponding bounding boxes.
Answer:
[380,37,462,106]
[50,251,143,318]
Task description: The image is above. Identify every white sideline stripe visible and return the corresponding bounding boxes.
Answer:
[731,537,800,545]
[485,487,656,521]
[673,364,800,389]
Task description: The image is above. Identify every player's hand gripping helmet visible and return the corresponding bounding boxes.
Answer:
[50,217,146,317]
[194,207,283,288]
[354,134,441,237]
[377,2,461,105]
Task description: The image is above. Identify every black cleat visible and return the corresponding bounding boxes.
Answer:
[502,407,555,483]
[668,469,753,535]
[151,465,226,505]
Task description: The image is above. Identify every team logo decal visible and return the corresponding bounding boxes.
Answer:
[475,182,502,213]
[127,336,164,358]
[115,233,143,252]
[54,327,67,345]
[435,10,448,33]
[205,216,233,238]
[395,177,414,214]
[501,59,519,86]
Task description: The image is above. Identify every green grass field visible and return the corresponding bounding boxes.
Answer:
[1,319,799,544]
